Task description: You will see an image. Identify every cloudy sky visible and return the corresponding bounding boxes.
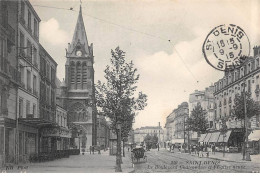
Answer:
[30,0,260,129]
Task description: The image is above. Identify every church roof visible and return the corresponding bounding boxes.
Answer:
[67,5,90,55]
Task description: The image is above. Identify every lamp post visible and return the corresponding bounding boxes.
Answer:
[115,121,122,172]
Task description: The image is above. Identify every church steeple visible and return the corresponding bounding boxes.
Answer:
[67,5,90,56]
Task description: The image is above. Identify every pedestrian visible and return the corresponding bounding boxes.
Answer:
[92,146,95,154]
[89,146,92,154]
[212,144,216,155]
[128,147,130,152]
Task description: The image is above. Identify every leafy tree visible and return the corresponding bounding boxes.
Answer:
[231,92,260,158]
[144,134,158,149]
[95,47,147,172]
[232,92,260,121]
[186,103,209,135]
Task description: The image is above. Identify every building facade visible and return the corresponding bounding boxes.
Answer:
[57,6,97,153]
[213,46,260,150]
[188,86,215,142]
[16,0,41,163]
[0,0,20,166]
[165,109,176,142]
[164,102,189,145]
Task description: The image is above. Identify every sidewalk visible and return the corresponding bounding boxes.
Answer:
[2,150,134,173]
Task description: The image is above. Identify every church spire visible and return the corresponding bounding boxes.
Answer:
[68,5,90,55]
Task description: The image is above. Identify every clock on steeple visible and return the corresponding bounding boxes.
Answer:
[76,50,82,56]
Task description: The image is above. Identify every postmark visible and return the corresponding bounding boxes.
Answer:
[202,24,250,71]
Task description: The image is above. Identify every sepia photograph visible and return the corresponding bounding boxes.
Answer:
[0,0,260,173]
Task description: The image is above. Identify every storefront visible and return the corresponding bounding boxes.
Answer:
[40,127,71,153]
[18,120,39,163]
[0,118,16,166]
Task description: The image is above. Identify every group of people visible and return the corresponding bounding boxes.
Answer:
[168,143,217,157]
[190,144,216,157]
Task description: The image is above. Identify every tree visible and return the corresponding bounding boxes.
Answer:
[232,92,260,121]
[232,92,260,159]
[95,47,147,172]
[186,103,209,135]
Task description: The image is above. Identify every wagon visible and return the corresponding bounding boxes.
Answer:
[131,147,147,163]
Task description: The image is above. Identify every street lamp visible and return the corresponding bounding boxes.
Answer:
[242,79,251,161]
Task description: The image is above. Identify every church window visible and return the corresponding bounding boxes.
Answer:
[70,62,75,83]
[82,62,87,83]
[76,62,81,84]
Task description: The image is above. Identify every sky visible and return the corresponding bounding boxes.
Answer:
[30,0,260,129]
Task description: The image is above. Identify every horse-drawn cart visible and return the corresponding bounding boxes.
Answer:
[131,147,147,163]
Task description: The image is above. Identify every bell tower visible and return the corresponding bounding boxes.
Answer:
[64,5,96,152]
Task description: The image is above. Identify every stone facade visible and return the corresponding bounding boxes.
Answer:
[0,0,19,166]
[213,46,260,130]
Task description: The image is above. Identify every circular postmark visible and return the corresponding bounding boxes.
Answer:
[202,24,250,71]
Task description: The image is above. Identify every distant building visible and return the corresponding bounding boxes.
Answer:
[164,102,189,145]
[188,86,215,142]
[96,115,110,149]
[134,126,163,145]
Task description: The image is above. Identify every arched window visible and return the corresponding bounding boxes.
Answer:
[68,103,87,122]
[82,62,87,88]
[70,61,75,83]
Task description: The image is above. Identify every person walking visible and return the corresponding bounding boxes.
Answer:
[212,144,216,155]
[92,146,95,154]
[89,146,92,154]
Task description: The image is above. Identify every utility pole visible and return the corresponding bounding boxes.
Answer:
[243,78,251,161]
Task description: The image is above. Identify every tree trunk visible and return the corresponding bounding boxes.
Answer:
[115,130,122,172]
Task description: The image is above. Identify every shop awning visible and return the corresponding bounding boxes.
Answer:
[171,138,184,144]
[204,133,212,143]
[248,130,260,141]
[217,130,232,143]
[208,132,220,143]
[198,134,207,142]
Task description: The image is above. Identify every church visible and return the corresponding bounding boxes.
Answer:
[57,5,97,152]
